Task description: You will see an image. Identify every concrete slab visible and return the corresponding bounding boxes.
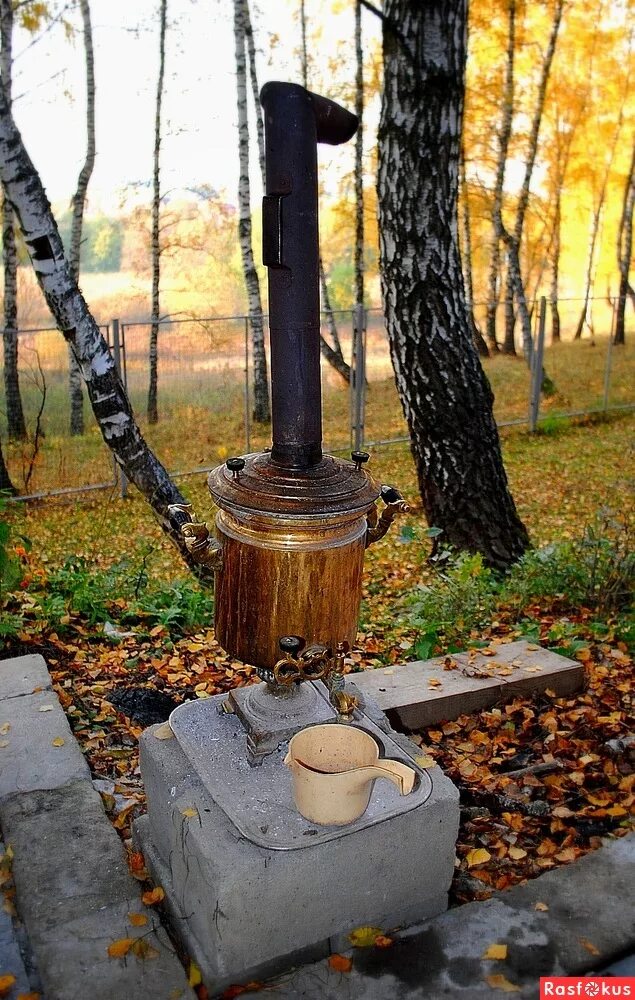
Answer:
[0,689,89,801]
[247,832,635,999]
[0,902,31,1000]
[136,709,460,995]
[0,653,52,701]
[0,780,195,1000]
[353,640,583,729]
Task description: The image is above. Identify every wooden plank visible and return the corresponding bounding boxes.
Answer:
[352,640,583,730]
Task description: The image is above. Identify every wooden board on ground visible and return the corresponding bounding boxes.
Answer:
[352,640,584,730]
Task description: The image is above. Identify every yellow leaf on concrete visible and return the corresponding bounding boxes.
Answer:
[142,886,165,906]
[349,926,383,948]
[328,954,352,973]
[534,902,549,911]
[415,755,436,768]
[485,973,521,992]
[107,937,134,958]
[17,992,41,999]
[0,975,16,998]
[38,706,54,713]
[466,848,491,868]
[0,723,10,734]
[131,938,159,960]
[181,807,198,818]
[0,741,9,749]
[128,913,148,927]
[188,961,202,987]
[51,737,65,747]
[483,943,508,960]
[579,938,600,956]
[153,723,174,740]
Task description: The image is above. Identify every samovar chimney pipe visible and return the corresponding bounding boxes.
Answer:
[260,82,357,470]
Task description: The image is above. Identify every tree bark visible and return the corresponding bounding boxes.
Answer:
[614,138,635,346]
[0,434,15,493]
[68,0,95,436]
[354,0,364,310]
[459,140,488,357]
[0,84,211,580]
[234,0,269,424]
[550,186,561,341]
[377,0,529,570]
[0,0,26,441]
[485,0,515,354]
[502,267,516,354]
[148,0,167,425]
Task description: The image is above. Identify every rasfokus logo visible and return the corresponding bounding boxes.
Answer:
[540,979,634,998]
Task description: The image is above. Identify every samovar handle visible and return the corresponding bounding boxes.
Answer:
[365,485,411,548]
[167,503,223,571]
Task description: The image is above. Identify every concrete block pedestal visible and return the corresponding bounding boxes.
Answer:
[135,692,459,995]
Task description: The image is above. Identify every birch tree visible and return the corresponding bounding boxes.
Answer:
[0,434,14,492]
[0,0,25,440]
[615,137,635,345]
[147,0,166,425]
[0,83,210,577]
[67,0,95,436]
[377,0,529,569]
[234,0,269,423]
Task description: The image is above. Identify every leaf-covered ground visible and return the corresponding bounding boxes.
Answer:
[1,411,633,922]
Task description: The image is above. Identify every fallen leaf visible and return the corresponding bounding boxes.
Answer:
[0,723,10,735]
[107,937,134,958]
[415,754,436,768]
[221,985,262,999]
[524,666,543,673]
[142,886,165,906]
[128,913,148,927]
[534,902,549,912]
[181,807,198,818]
[188,960,202,987]
[374,935,394,948]
[131,938,159,960]
[38,705,54,713]
[0,975,16,998]
[555,848,577,863]
[17,992,41,1000]
[51,737,65,747]
[153,722,174,740]
[428,678,442,688]
[508,847,527,860]
[328,954,353,973]
[579,938,600,956]
[485,973,521,992]
[349,926,383,948]
[483,943,508,960]
[466,848,491,868]
[0,741,9,749]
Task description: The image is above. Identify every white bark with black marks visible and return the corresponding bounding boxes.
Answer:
[234,0,269,424]
[615,138,635,345]
[148,0,166,425]
[0,84,211,578]
[68,0,96,436]
[377,0,529,569]
[0,0,25,440]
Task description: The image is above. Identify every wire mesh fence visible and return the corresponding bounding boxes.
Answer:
[0,296,633,500]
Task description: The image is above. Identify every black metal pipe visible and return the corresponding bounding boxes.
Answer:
[260,82,357,469]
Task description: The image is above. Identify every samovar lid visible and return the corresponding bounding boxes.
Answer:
[208,451,380,518]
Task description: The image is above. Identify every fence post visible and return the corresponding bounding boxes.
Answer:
[350,304,366,452]
[602,300,617,412]
[244,316,251,453]
[528,296,546,433]
[111,318,128,498]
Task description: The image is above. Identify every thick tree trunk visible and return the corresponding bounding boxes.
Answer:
[148,0,167,425]
[378,0,529,570]
[614,138,634,346]
[67,0,95,436]
[502,267,516,354]
[234,0,269,424]
[0,434,15,493]
[485,0,515,354]
[0,0,25,441]
[0,85,211,579]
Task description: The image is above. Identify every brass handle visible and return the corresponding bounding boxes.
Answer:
[167,503,223,571]
[365,485,411,547]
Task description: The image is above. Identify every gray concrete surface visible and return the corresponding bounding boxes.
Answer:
[353,640,583,729]
[0,654,195,1000]
[0,653,52,700]
[136,710,460,995]
[246,832,635,999]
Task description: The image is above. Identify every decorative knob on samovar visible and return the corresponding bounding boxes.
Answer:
[226,457,246,479]
[351,450,370,472]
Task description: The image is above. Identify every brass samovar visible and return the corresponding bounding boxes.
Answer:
[170,83,407,749]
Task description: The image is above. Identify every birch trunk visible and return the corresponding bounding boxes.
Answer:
[0,0,25,441]
[550,187,561,341]
[234,0,269,424]
[148,0,166,425]
[0,85,211,578]
[354,0,364,310]
[502,0,563,375]
[298,0,351,384]
[68,0,95,436]
[243,0,264,185]
[614,138,635,346]
[378,0,529,569]
[459,140,488,357]
[0,434,15,493]
[485,0,515,353]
